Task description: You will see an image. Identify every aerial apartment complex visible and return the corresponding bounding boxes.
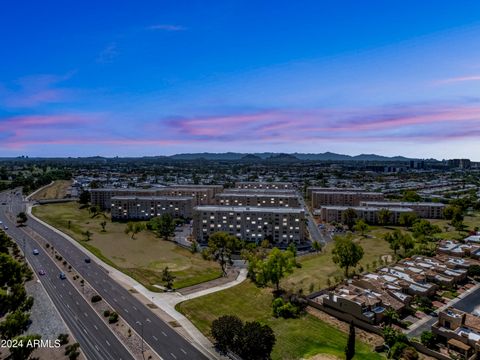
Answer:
[110,196,194,220]
[311,191,385,208]
[360,201,445,219]
[235,181,294,190]
[192,205,306,247]
[317,205,413,224]
[90,185,223,210]
[216,191,300,207]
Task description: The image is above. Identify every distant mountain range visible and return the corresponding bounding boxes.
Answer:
[168,152,418,162]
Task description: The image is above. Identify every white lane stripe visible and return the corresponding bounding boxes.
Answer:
[152,335,158,341]
[180,349,187,355]
[170,353,177,359]
[161,331,167,337]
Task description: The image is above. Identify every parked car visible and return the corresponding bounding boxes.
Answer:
[38,269,46,276]
[59,273,66,280]
[3,225,8,230]
[84,257,91,263]
[32,249,39,255]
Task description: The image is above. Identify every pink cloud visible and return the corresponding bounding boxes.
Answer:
[436,75,480,84]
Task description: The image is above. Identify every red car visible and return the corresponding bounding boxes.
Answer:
[38,270,46,276]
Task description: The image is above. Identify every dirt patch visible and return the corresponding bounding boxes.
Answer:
[307,307,384,347]
[31,180,72,200]
[303,354,341,360]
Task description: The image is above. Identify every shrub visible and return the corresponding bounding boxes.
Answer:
[57,333,69,345]
[91,294,102,303]
[108,312,119,324]
[103,310,111,317]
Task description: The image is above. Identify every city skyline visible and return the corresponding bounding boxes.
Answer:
[1,1,480,159]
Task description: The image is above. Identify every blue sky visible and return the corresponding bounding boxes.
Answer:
[1,0,480,159]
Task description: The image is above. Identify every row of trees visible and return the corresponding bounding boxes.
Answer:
[0,230,41,358]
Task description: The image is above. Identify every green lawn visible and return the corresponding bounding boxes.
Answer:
[32,202,222,290]
[285,229,394,292]
[177,281,383,360]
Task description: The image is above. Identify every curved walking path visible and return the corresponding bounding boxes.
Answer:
[27,204,247,360]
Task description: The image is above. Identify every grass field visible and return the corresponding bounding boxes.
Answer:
[30,180,73,200]
[177,280,383,360]
[284,229,394,292]
[32,202,222,290]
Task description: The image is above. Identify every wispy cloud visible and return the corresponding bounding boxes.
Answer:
[0,72,75,108]
[96,42,119,64]
[436,75,480,85]
[2,100,480,151]
[147,24,187,32]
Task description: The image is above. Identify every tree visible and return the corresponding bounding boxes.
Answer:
[89,205,100,218]
[16,212,28,226]
[399,212,418,228]
[211,315,243,353]
[147,214,176,240]
[0,310,30,339]
[254,247,295,291]
[420,330,437,348]
[78,190,90,205]
[65,342,81,360]
[342,208,357,230]
[161,266,176,290]
[311,240,322,253]
[238,321,276,360]
[206,232,242,276]
[331,235,364,277]
[402,190,421,202]
[412,219,441,239]
[82,230,93,241]
[468,264,480,278]
[9,334,41,360]
[443,205,462,220]
[353,219,369,236]
[345,321,355,360]
[100,221,107,232]
[384,308,400,325]
[377,208,392,225]
[124,222,145,239]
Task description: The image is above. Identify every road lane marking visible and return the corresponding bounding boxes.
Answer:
[106,340,110,346]
[161,331,167,337]
[180,348,187,355]
[84,312,88,317]
[124,308,129,313]
[152,335,158,341]
[170,353,177,359]
[94,325,98,330]
[113,298,118,302]
[132,306,137,311]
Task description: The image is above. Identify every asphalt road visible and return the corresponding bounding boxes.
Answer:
[5,191,208,360]
[297,191,330,245]
[0,193,135,360]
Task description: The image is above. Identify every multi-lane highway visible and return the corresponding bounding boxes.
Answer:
[1,190,209,360]
[0,192,135,360]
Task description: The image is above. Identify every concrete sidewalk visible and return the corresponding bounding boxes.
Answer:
[28,204,247,360]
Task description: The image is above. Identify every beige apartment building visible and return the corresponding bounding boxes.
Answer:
[192,205,306,246]
[110,196,194,220]
[311,191,384,208]
[360,201,445,219]
[91,185,223,210]
[216,192,300,208]
[318,205,412,224]
[306,186,366,199]
[235,182,294,190]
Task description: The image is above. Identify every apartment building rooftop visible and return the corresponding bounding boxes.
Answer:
[111,195,194,201]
